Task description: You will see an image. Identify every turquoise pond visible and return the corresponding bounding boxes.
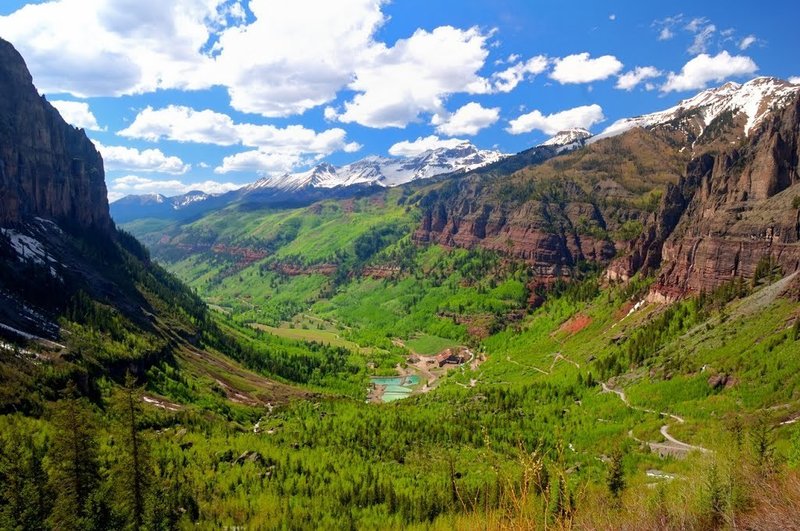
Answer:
[370,375,420,402]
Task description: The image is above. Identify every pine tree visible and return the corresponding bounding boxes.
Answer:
[0,419,52,530]
[112,373,152,530]
[48,389,101,531]
[606,448,626,501]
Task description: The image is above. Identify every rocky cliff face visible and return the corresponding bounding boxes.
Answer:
[652,93,800,297]
[413,127,690,282]
[415,83,800,297]
[0,38,110,231]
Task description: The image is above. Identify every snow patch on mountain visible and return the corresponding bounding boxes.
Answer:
[593,77,800,142]
[173,191,212,209]
[246,142,507,192]
[538,128,593,152]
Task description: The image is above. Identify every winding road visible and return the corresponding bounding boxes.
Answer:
[601,383,710,458]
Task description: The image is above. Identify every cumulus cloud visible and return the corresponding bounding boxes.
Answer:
[432,102,500,136]
[119,105,354,155]
[615,66,662,91]
[388,135,468,157]
[0,0,228,97]
[337,26,492,128]
[507,104,604,136]
[107,174,241,202]
[550,53,623,84]
[739,35,757,50]
[50,100,105,131]
[120,106,239,145]
[662,51,758,92]
[215,150,308,175]
[118,105,361,175]
[95,143,191,174]
[214,0,386,117]
[491,55,548,92]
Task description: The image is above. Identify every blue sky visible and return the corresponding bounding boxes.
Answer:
[0,0,797,200]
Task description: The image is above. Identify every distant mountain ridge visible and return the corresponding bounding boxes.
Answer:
[111,141,509,222]
[247,141,507,192]
[594,77,800,142]
[112,76,799,226]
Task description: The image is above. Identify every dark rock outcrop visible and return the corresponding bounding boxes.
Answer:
[0,38,111,231]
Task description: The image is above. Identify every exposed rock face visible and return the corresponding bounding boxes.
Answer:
[0,38,110,231]
[651,94,800,297]
[414,181,616,280]
[415,86,800,295]
[414,128,689,281]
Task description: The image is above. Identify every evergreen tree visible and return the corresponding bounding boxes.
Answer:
[606,448,626,501]
[48,390,101,531]
[112,373,152,530]
[0,419,51,530]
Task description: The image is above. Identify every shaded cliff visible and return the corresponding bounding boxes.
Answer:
[0,38,110,231]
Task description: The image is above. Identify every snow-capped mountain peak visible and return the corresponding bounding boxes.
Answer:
[172,191,211,209]
[247,141,508,192]
[594,76,800,142]
[539,128,593,150]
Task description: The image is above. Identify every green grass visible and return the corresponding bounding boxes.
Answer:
[251,323,369,353]
[405,333,460,355]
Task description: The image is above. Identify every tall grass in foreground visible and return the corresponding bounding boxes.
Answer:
[437,427,800,530]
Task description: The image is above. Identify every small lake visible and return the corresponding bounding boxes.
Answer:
[370,375,420,402]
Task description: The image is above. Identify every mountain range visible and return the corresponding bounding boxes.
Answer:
[5,30,800,529]
[112,76,799,225]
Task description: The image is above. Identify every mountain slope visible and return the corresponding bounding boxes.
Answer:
[595,77,799,143]
[0,37,305,412]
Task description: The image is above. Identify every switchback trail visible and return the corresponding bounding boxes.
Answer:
[601,383,710,457]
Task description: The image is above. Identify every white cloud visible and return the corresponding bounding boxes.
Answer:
[609,14,616,21]
[507,104,604,135]
[615,66,662,91]
[49,100,105,131]
[789,77,800,85]
[0,0,228,97]
[739,35,757,50]
[119,105,353,155]
[214,0,386,117]
[685,17,709,33]
[653,14,684,41]
[662,51,758,92]
[119,105,361,176]
[107,174,241,202]
[337,26,492,128]
[550,53,623,84]
[432,102,499,136]
[492,55,548,92]
[687,23,716,55]
[0,1,500,129]
[120,106,239,145]
[214,150,307,175]
[388,135,468,157]
[95,143,191,174]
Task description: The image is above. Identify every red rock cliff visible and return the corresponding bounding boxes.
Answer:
[653,94,800,296]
